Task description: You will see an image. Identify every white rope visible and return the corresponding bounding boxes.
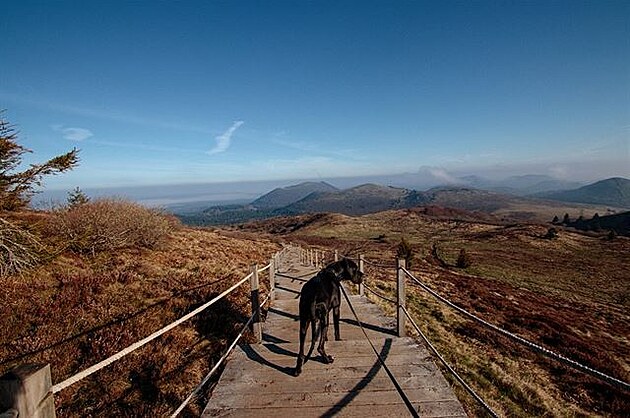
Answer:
[51,273,253,393]
[401,306,499,417]
[400,267,630,392]
[171,293,271,416]
[257,262,271,273]
[363,283,397,304]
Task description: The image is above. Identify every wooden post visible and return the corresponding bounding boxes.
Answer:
[334,250,339,262]
[397,258,406,337]
[315,251,319,267]
[359,255,365,297]
[0,364,56,418]
[249,264,262,343]
[269,257,276,301]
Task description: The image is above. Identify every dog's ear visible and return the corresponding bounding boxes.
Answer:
[342,257,357,270]
[340,258,350,269]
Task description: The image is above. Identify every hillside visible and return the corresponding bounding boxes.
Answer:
[251,181,338,209]
[230,208,630,416]
[0,209,280,416]
[179,181,623,226]
[280,183,415,215]
[539,177,630,208]
[460,174,582,195]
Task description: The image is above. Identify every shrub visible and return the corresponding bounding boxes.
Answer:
[396,237,413,268]
[0,217,43,276]
[456,248,472,268]
[50,198,175,254]
[544,227,558,239]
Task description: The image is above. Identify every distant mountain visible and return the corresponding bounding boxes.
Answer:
[178,180,621,226]
[458,174,582,196]
[424,186,518,212]
[280,184,419,216]
[538,177,630,208]
[251,181,338,209]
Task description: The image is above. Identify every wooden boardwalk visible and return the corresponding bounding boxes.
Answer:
[203,248,466,417]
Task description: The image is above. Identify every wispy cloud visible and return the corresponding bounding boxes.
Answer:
[2,91,213,134]
[418,166,461,184]
[52,124,93,141]
[271,136,362,160]
[207,121,244,155]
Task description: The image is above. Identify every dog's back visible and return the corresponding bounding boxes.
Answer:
[294,258,363,376]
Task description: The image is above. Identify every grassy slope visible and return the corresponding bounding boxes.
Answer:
[0,223,280,416]
[236,210,630,416]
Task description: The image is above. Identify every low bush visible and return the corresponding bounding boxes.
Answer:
[544,227,558,239]
[0,217,43,276]
[50,198,176,254]
[456,248,472,268]
[396,237,414,268]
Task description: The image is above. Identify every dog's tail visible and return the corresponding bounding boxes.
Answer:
[304,305,326,365]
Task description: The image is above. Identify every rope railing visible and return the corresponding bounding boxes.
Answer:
[362,257,394,269]
[339,285,419,418]
[400,305,499,417]
[400,267,630,392]
[31,245,626,416]
[51,261,273,394]
[363,283,397,304]
[171,293,272,416]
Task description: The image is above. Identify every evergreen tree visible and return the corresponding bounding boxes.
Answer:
[591,213,601,231]
[67,187,90,207]
[1,114,79,210]
[456,248,471,268]
[552,215,559,224]
[562,213,571,225]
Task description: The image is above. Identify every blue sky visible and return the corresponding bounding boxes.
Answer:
[2,1,629,192]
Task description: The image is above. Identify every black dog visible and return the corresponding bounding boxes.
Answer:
[294,258,363,376]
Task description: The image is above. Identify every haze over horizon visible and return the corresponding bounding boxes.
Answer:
[3,1,629,193]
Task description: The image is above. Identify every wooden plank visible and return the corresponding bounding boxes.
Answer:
[212,374,450,394]
[204,400,467,418]
[220,360,441,381]
[209,387,461,409]
[203,247,466,417]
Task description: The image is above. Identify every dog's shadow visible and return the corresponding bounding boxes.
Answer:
[241,342,331,376]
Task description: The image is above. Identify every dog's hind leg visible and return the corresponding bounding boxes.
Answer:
[294,319,309,376]
[333,305,341,341]
[317,313,334,364]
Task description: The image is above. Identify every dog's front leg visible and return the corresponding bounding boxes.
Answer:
[333,305,341,341]
[317,315,334,364]
[294,319,309,376]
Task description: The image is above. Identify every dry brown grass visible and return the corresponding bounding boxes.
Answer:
[238,209,630,416]
[0,220,280,416]
[48,198,176,254]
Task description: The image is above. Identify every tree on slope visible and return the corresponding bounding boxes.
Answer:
[0,114,79,210]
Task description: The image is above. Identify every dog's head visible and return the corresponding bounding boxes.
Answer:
[338,258,363,284]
